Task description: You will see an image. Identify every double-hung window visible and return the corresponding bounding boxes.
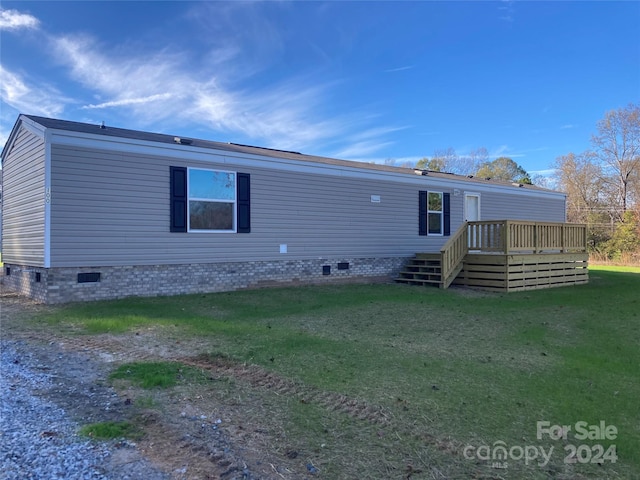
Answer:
[188,168,236,232]
[427,192,443,235]
[419,190,450,236]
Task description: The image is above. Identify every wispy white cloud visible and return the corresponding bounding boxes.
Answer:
[384,65,415,73]
[49,33,329,146]
[0,66,67,117]
[0,8,39,31]
[1,5,401,158]
[82,93,175,110]
[490,144,512,158]
[333,140,395,160]
[498,0,516,23]
[46,29,393,153]
[483,144,533,160]
[332,126,409,159]
[52,34,184,106]
[560,124,577,130]
[350,126,409,141]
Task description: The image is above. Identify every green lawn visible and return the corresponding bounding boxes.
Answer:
[40,266,640,479]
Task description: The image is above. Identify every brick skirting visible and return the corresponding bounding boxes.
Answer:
[1,257,408,304]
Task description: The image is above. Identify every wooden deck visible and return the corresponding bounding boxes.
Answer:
[396,220,588,291]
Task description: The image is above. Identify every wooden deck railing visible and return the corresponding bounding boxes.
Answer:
[438,220,587,288]
[467,220,588,254]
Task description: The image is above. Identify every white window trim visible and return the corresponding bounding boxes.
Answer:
[427,191,444,236]
[187,167,237,233]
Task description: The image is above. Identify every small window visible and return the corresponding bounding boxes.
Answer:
[428,192,443,235]
[188,168,236,232]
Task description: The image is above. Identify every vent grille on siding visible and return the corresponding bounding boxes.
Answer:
[78,272,101,283]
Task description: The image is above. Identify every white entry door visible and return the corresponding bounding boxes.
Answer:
[465,193,480,222]
[465,194,481,249]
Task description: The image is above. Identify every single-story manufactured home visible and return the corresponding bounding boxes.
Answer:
[0,115,587,303]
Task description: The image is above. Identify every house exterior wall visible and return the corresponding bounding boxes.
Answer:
[1,116,568,303]
[48,143,465,267]
[480,191,565,223]
[1,126,46,267]
[47,142,564,268]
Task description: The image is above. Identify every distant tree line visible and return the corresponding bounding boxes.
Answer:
[554,103,640,263]
[386,103,639,263]
[413,148,532,185]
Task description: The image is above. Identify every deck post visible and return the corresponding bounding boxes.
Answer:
[504,220,510,254]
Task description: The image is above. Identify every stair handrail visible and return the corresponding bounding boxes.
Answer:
[440,221,469,288]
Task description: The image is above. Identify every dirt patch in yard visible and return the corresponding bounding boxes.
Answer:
[0,292,321,479]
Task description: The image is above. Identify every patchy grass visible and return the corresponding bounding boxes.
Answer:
[589,264,640,274]
[109,361,209,389]
[40,268,640,479]
[79,421,141,440]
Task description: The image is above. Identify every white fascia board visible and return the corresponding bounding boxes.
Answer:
[47,128,565,201]
[1,115,47,162]
[20,115,48,138]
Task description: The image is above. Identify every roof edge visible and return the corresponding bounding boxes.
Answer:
[1,114,47,163]
[7,114,561,195]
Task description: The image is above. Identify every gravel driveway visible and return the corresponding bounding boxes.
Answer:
[1,338,170,480]
[0,292,303,480]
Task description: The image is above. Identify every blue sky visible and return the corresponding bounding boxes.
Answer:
[1,1,638,176]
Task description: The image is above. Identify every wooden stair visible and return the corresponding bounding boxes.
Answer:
[395,253,443,287]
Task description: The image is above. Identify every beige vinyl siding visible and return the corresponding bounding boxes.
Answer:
[480,191,566,223]
[1,127,46,266]
[48,143,563,268]
[49,144,458,267]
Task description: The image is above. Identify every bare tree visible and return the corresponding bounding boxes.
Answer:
[430,147,461,173]
[466,147,489,175]
[553,151,617,246]
[553,152,605,222]
[630,166,640,207]
[415,147,488,176]
[591,103,640,218]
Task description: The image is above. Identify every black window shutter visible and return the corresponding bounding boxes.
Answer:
[170,166,187,232]
[237,173,251,233]
[419,191,427,236]
[443,192,451,236]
